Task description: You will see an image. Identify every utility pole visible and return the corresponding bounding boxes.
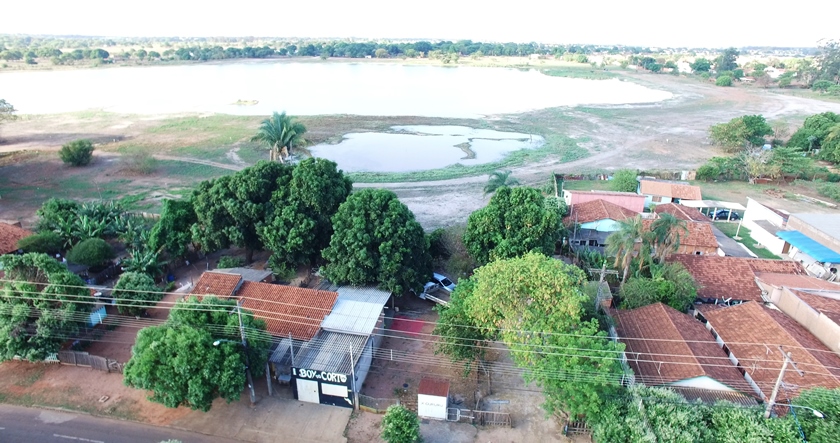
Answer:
[764,346,804,418]
[236,301,258,407]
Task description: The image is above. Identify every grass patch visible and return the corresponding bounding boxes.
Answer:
[155,159,231,179]
[714,222,779,260]
[561,179,614,191]
[540,66,618,80]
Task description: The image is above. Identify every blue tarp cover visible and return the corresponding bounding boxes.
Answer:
[777,230,840,263]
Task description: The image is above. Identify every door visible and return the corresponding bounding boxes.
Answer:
[296,378,320,404]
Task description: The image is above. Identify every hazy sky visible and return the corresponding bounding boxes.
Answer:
[4,0,837,48]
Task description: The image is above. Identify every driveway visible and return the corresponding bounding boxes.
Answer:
[710,224,754,258]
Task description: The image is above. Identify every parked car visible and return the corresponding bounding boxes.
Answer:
[432,273,456,293]
[711,209,740,220]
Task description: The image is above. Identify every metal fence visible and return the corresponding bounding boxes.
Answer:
[57,350,124,374]
[358,394,400,414]
[473,410,512,427]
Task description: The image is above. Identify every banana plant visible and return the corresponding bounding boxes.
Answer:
[122,247,167,278]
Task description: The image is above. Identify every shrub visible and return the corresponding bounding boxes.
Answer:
[59,139,94,166]
[217,255,243,269]
[381,405,422,443]
[17,232,63,254]
[817,182,840,202]
[122,151,158,174]
[113,271,163,316]
[67,238,114,267]
[715,75,732,87]
[812,80,834,92]
[695,164,720,181]
[427,228,448,262]
[610,169,638,192]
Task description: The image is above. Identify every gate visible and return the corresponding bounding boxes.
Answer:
[474,410,512,427]
[58,350,124,373]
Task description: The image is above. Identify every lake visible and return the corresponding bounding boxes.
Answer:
[1,61,673,118]
[309,125,544,172]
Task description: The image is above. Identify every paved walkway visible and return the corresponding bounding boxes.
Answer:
[711,225,754,258]
[169,387,351,443]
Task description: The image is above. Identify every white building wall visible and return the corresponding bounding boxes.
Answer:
[417,394,447,420]
[744,197,786,227]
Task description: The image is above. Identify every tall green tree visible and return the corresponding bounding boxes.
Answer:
[483,170,520,195]
[715,47,740,72]
[250,111,307,162]
[816,39,840,85]
[112,272,162,316]
[191,161,291,262]
[149,199,197,258]
[690,58,711,73]
[0,99,17,140]
[322,189,431,294]
[605,216,646,283]
[709,115,773,152]
[648,213,687,262]
[0,253,92,361]
[610,169,639,192]
[452,253,624,418]
[123,296,270,412]
[259,158,352,269]
[464,187,559,265]
[432,279,486,375]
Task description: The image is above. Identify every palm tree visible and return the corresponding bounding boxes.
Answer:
[605,215,646,283]
[649,213,688,262]
[250,111,307,163]
[484,170,520,195]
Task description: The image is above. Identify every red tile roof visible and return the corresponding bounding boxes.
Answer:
[790,290,840,325]
[237,281,338,340]
[419,377,450,397]
[615,303,747,390]
[565,199,638,225]
[702,302,840,401]
[639,180,702,200]
[642,220,718,250]
[653,203,709,223]
[670,255,805,301]
[755,273,840,291]
[0,223,33,255]
[190,272,242,299]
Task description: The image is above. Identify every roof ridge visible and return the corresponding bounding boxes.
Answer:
[660,304,707,375]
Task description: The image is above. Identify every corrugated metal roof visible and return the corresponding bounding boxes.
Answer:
[777,230,840,263]
[216,267,273,282]
[321,286,390,335]
[294,330,368,375]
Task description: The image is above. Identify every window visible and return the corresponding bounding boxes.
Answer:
[695,251,702,255]
[651,196,662,203]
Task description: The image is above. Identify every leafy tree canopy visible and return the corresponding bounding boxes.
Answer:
[619,263,697,311]
[112,272,162,316]
[322,189,431,294]
[610,169,638,192]
[709,115,773,152]
[17,231,63,255]
[259,158,352,269]
[440,253,624,418]
[66,237,114,267]
[380,405,422,443]
[0,253,92,361]
[191,161,291,262]
[715,47,740,72]
[788,112,840,164]
[0,99,17,124]
[149,199,197,259]
[123,296,270,411]
[464,187,559,265]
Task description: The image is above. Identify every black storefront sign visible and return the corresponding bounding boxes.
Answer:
[292,367,354,408]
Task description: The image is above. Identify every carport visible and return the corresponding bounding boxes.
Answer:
[680,200,746,221]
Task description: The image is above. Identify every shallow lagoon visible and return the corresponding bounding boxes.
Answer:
[1,62,673,117]
[309,125,544,172]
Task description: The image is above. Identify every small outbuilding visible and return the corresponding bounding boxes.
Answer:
[417,377,450,420]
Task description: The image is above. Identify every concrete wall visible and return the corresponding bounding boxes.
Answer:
[675,244,718,256]
[642,194,675,208]
[788,215,840,255]
[581,219,623,232]
[744,198,786,227]
[745,221,787,255]
[772,287,840,354]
